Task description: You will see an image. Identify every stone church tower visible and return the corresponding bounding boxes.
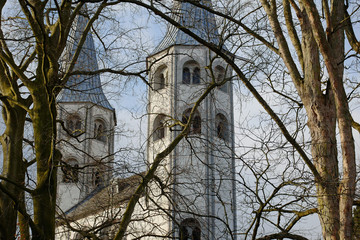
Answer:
[56,13,116,213]
[54,2,236,239]
[146,0,236,239]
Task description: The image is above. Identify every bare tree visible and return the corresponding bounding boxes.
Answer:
[2,0,360,239]
[110,0,360,239]
[0,1,145,239]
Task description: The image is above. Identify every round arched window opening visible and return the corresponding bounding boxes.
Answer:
[179,218,201,240]
[94,119,107,142]
[66,114,82,134]
[183,67,191,84]
[182,61,201,85]
[153,114,166,141]
[92,167,104,187]
[193,67,200,84]
[215,113,229,141]
[154,66,167,90]
[215,65,228,93]
[62,159,79,183]
[182,109,201,135]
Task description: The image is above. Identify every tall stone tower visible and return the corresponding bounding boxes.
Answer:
[56,13,116,212]
[146,0,236,239]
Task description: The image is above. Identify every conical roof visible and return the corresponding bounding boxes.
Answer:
[57,13,114,111]
[152,0,224,54]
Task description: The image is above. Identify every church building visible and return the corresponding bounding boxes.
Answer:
[55,1,236,239]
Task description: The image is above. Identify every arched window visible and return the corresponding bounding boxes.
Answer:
[183,61,201,84]
[93,168,103,187]
[193,115,201,134]
[94,119,106,142]
[159,74,165,89]
[154,66,167,90]
[193,67,200,84]
[179,218,201,240]
[153,114,166,141]
[62,159,79,183]
[215,65,228,92]
[215,113,229,141]
[66,114,82,134]
[183,67,191,84]
[182,109,201,134]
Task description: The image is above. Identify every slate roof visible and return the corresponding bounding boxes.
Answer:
[57,14,114,111]
[57,173,144,223]
[152,0,225,55]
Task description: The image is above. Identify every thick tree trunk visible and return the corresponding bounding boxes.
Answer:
[298,9,341,238]
[31,85,59,240]
[327,2,355,238]
[301,74,340,240]
[307,108,339,239]
[0,106,26,240]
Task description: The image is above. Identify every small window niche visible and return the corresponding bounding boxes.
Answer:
[154,65,167,90]
[182,109,201,135]
[182,61,201,85]
[94,119,107,142]
[153,114,166,141]
[92,165,105,187]
[179,218,201,240]
[62,159,79,183]
[215,65,228,93]
[94,170,101,186]
[66,114,82,135]
[183,67,191,84]
[215,113,229,141]
[193,67,200,84]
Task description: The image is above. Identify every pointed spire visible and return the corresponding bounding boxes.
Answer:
[58,12,114,111]
[152,0,224,54]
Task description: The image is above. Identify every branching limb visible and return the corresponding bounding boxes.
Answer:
[0,175,33,193]
[70,68,149,87]
[0,94,31,112]
[259,0,302,86]
[0,50,31,85]
[0,183,42,238]
[344,8,360,54]
[181,0,279,54]
[283,0,303,70]
[285,208,317,231]
[351,117,360,134]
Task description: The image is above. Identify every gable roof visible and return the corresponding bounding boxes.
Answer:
[57,173,144,224]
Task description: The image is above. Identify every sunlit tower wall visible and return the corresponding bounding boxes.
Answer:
[56,13,116,213]
[145,0,236,239]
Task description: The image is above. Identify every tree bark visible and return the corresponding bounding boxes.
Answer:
[30,81,59,240]
[261,0,354,238]
[0,105,26,240]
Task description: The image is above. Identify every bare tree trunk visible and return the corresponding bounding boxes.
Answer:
[299,10,340,238]
[301,0,355,238]
[31,85,59,240]
[260,0,354,237]
[18,189,30,240]
[0,105,26,240]
[308,110,339,240]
